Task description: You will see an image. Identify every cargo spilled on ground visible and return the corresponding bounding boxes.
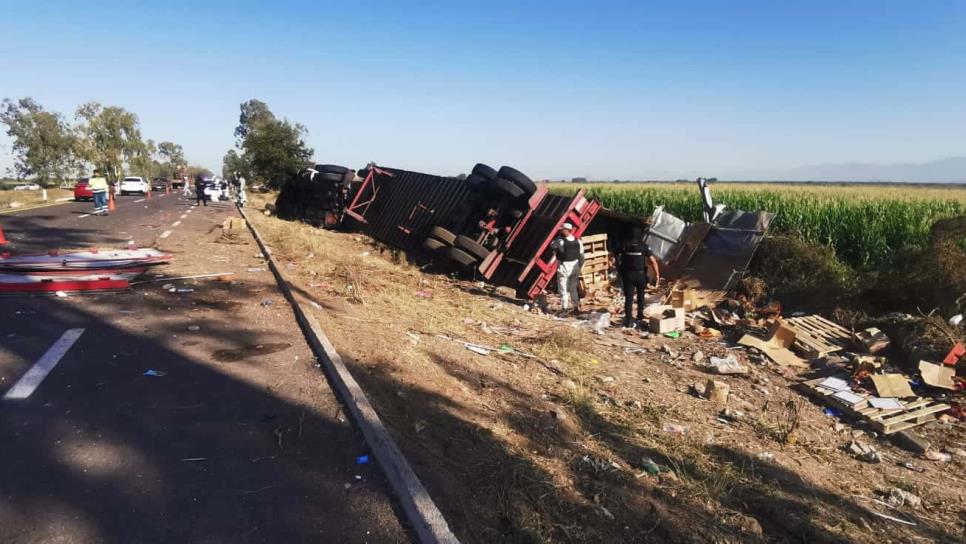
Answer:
[247,188,966,544]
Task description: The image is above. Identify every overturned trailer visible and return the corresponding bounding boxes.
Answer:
[276,167,771,303]
[277,162,601,298]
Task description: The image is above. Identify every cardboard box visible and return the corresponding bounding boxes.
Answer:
[650,307,685,333]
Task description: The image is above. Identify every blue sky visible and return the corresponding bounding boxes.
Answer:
[1,1,964,180]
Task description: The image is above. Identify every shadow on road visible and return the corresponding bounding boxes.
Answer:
[0,278,410,543]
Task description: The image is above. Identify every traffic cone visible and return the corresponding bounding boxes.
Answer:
[0,223,8,245]
[108,191,116,212]
[147,189,152,200]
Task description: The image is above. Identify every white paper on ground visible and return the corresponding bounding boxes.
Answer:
[868,397,903,410]
[833,390,865,406]
[818,377,851,391]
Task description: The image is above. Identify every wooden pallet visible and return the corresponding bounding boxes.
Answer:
[581,233,608,255]
[785,315,852,357]
[580,234,611,289]
[802,376,949,434]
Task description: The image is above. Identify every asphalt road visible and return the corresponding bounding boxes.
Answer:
[0,193,410,543]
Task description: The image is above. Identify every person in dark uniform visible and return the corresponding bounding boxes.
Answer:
[194,175,208,207]
[618,226,661,328]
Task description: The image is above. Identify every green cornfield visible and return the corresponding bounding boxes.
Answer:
[552,183,966,271]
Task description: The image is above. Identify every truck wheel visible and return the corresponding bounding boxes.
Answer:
[492,177,525,200]
[455,235,491,260]
[498,166,537,195]
[423,237,447,253]
[446,247,478,269]
[465,173,487,188]
[314,164,349,176]
[472,163,498,181]
[316,172,344,183]
[427,226,457,245]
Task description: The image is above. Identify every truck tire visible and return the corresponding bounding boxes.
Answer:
[492,177,525,200]
[498,166,537,195]
[472,163,498,181]
[423,237,447,253]
[446,247,478,269]
[316,172,344,183]
[314,164,349,176]
[465,173,487,188]
[455,235,491,260]
[427,226,457,246]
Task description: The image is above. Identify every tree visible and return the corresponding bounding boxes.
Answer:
[74,101,143,182]
[242,118,313,187]
[157,141,186,176]
[128,138,157,178]
[234,99,274,143]
[185,165,213,179]
[232,99,313,188]
[0,97,77,185]
[222,148,248,179]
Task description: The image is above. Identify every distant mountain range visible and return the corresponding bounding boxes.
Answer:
[737,157,966,183]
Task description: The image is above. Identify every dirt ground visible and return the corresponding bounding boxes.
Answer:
[248,193,966,543]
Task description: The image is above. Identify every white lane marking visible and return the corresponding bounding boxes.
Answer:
[172,221,181,227]
[160,230,172,239]
[4,329,86,400]
[179,214,187,219]
[134,198,145,203]
[78,214,90,218]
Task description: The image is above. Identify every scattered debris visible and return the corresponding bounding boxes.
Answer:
[847,440,881,463]
[887,488,922,509]
[708,355,747,375]
[854,327,891,354]
[143,369,166,377]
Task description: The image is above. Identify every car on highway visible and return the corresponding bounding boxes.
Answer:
[73,178,93,201]
[171,177,185,189]
[151,178,169,192]
[13,183,41,191]
[119,176,149,195]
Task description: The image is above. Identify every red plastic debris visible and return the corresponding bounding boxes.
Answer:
[943,342,965,366]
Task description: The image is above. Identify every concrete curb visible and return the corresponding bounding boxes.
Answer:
[236,205,460,544]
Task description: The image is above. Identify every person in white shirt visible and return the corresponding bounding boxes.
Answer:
[550,222,585,315]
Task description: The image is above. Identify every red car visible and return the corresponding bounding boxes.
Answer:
[73,178,94,201]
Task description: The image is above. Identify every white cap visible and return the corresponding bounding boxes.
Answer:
[562,222,574,230]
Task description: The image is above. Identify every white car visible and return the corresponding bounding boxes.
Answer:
[119,176,149,195]
[13,183,41,191]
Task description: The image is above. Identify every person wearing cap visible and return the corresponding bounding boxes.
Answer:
[550,222,585,315]
[88,168,109,215]
[617,226,661,328]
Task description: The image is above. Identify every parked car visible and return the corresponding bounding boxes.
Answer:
[119,176,149,195]
[73,178,93,201]
[151,178,169,191]
[13,183,41,191]
[171,177,185,189]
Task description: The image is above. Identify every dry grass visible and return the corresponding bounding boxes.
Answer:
[245,191,966,544]
[0,188,73,209]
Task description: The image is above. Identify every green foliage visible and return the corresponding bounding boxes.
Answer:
[231,99,313,188]
[221,148,248,180]
[578,185,965,271]
[74,101,143,182]
[0,97,77,184]
[157,141,187,176]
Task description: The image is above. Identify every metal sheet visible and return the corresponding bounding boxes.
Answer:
[674,210,775,305]
[644,206,687,261]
